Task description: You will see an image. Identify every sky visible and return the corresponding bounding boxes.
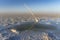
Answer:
[0,0,60,13]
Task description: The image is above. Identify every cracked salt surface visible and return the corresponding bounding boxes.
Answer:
[0,23,60,40]
[0,21,60,40]
[0,27,59,40]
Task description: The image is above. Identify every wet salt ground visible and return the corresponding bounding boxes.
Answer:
[0,27,59,40]
[0,22,60,40]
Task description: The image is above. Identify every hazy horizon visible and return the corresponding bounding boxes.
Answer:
[0,0,60,14]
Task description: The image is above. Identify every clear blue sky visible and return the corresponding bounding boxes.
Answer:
[0,0,60,13]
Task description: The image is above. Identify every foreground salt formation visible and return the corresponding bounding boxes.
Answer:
[0,29,59,40]
[0,17,60,40]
